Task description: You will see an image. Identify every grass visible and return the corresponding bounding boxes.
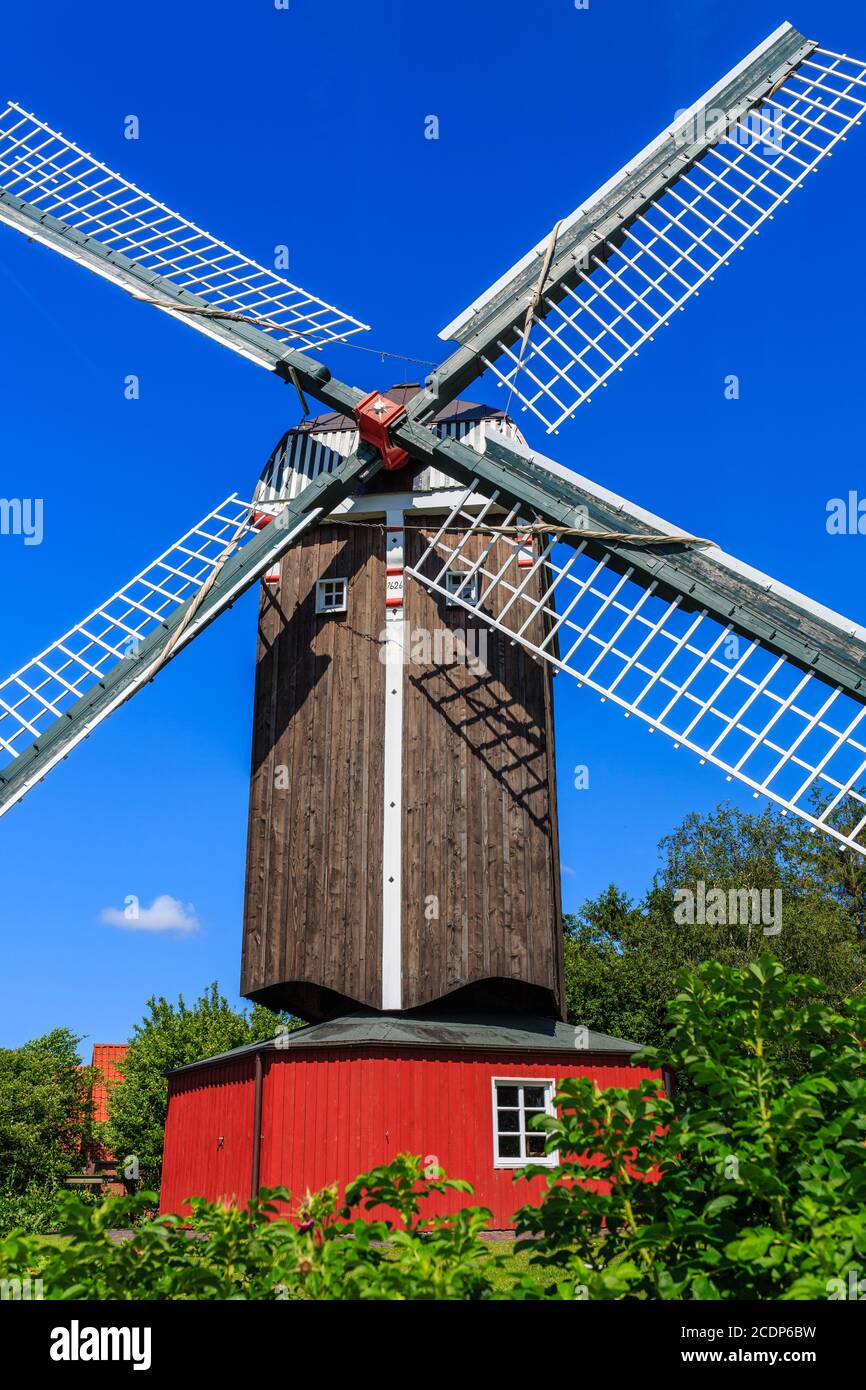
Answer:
[479,1240,539,1293]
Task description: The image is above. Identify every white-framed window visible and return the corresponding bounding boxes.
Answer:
[444,569,480,607]
[315,577,348,615]
[492,1078,557,1168]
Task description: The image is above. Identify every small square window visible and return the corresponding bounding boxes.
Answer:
[444,569,480,607]
[315,578,348,615]
[492,1079,556,1168]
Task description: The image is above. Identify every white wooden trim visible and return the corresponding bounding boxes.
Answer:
[381,508,405,1010]
[491,1076,558,1169]
[331,488,496,519]
[314,577,348,614]
[445,569,481,606]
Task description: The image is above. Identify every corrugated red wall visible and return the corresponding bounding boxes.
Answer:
[160,1047,659,1230]
[161,1058,257,1210]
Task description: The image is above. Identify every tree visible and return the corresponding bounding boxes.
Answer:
[793,788,866,934]
[0,1028,93,1194]
[563,802,864,1048]
[106,984,290,1187]
[561,891,667,1047]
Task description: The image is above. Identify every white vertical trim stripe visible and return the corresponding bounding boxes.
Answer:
[381,508,405,1009]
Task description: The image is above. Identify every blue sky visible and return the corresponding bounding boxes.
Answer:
[0,0,864,1049]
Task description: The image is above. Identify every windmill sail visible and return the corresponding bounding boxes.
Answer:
[421,24,866,432]
[405,436,866,857]
[0,102,369,369]
[0,449,379,817]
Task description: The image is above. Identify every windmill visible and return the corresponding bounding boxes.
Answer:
[2,22,866,1220]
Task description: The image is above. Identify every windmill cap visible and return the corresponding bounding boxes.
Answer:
[291,384,513,436]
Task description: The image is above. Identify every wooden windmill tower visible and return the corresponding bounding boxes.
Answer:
[241,388,563,1022]
[2,21,866,1223]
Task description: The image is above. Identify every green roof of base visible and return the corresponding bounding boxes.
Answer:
[167,1011,643,1076]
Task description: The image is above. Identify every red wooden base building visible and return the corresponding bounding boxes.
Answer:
[160,1014,659,1229]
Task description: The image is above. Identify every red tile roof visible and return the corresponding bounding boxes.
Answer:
[90,1044,128,1124]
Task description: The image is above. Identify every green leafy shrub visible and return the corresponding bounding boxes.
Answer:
[0,1154,521,1300]
[3,958,863,1299]
[0,1185,88,1238]
[516,954,866,1299]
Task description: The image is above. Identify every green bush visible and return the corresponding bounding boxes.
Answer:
[516,954,866,1299]
[0,1155,522,1300]
[2,957,863,1299]
[0,1185,75,1238]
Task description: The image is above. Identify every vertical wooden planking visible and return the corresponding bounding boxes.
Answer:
[243,515,561,1019]
[241,523,385,1017]
[162,1048,661,1229]
[160,1060,256,1216]
[402,526,562,1014]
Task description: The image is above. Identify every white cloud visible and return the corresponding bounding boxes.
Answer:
[99,894,201,935]
[561,864,577,879]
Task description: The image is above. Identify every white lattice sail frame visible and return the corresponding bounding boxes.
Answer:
[441,47,866,433]
[0,496,259,765]
[406,486,866,856]
[0,101,369,354]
